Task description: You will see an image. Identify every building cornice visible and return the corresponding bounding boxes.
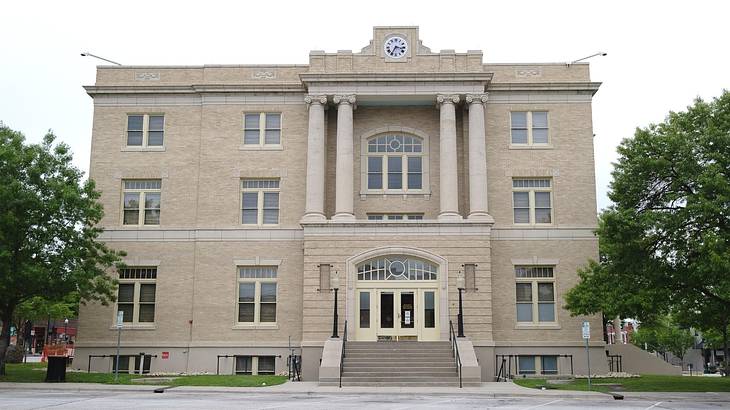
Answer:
[84,83,307,97]
[487,82,602,95]
[300,71,493,84]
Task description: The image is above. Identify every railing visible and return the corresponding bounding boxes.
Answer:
[287,354,302,381]
[495,354,574,381]
[607,354,622,373]
[449,320,463,388]
[339,320,348,388]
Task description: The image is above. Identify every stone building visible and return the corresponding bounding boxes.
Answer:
[73,26,608,384]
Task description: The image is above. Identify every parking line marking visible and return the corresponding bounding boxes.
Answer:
[645,402,663,410]
[521,399,563,409]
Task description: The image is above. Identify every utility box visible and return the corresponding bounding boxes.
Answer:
[46,356,67,382]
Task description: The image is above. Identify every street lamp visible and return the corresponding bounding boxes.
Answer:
[331,271,340,338]
[80,51,122,66]
[63,318,69,342]
[456,271,465,338]
[567,51,607,66]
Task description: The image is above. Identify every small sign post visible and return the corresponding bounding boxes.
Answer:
[582,321,591,390]
[114,311,123,383]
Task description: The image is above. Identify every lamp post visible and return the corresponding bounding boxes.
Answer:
[63,318,69,342]
[331,271,340,338]
[456,271,465,338]
[80,52,122,66]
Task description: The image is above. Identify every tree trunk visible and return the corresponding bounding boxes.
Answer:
[0,309,13,376]
[723,323,729,377]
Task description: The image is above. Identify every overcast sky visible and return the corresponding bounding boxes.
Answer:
[2,0,728,211]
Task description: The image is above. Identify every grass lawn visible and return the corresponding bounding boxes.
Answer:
[514,375,730,392]
[0,363,286,387]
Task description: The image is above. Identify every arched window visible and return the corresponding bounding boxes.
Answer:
[366,134,424,192]
[357,255,437,281]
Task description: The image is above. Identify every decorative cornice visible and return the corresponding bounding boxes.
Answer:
[465,93,489,104]
[333,94,356,105]
[436,94,460,105]
[304,94,328,105]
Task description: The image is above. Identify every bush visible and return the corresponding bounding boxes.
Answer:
[5,344,25,363]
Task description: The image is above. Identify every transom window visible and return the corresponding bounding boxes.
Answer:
[515,266,556,324]
[367,213,424,221]
[512,178,552,225]
[237,266,277,324]
[366,134,423,192]
[357,256,437,281]
[122,179,161,225]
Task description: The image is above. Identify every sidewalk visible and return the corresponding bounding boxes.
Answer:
[0,381,609,399]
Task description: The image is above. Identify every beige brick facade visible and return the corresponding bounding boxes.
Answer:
[74,26,607,381]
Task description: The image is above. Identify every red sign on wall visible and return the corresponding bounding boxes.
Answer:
[161,351,169,359]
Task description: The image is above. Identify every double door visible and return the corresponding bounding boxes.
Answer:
[355,287,439,341]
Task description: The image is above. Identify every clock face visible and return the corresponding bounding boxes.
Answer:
[384,36,408,59]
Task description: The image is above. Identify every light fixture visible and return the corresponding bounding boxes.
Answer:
[80,51,122,66]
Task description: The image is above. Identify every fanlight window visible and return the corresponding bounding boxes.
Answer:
[357,256,437,281]
[366,134,424,191]
[367,135,423,153]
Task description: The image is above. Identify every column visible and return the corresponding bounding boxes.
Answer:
[332,94,356,221]
[466,93,492,221]
[301,94,328,222]
[436,94,461,221]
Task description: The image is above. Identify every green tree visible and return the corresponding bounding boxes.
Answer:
[565,91,730,376]
[0,124,125,375]
[631,316,696,367]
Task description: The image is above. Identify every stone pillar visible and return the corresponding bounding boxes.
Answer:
[302,94,328,222]
[332,94,356,222]
[466,93,492,221]
[436,94,461,221]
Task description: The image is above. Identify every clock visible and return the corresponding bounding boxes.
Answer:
[384,36,408,59]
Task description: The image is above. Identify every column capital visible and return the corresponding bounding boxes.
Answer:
[465,93,489,105]
[333,94,356,106]
[304,94,328,105]
[436,94,460,106]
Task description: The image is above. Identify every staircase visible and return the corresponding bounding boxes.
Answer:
[338,341,466,387]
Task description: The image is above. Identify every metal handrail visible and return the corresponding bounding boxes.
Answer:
[339,320,348,388]
[449,320,463,388]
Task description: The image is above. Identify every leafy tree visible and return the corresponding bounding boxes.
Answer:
[631,316,696,367]
[0,125,125,375]
[565,91,730,376]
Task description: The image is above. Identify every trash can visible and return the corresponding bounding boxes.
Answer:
[46,356,67,382]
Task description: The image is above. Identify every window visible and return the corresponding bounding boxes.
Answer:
[127,114,164,147]
[359,291,370,329]
[424,291,435,328]
[541,356,558,375]
[357,256,437,281]
[367,213,424,221]
[511,111,548,145]
[244,113,281,146]
[237,266,277,324]
[241,179,280,225]
[515,266,556,324]
[122,180,161,225]
[512,179,552,224]
[366,134,424,192]
[117,267,157,324]
[518,356,536,375]
[235,356,275,375]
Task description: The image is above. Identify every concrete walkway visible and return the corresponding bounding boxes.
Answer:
[0,381,609,399]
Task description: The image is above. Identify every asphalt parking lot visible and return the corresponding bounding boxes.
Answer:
[1,390,729,410]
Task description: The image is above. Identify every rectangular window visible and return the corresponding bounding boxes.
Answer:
[112,355,131,373]
[541,355,558,375]
[511,111,549,145]
[237,266,277,324]
[122,179,161,225]
[512,179,552,225]
[359,291,370,329]
[241,179,280,225]
[515,266,556,324]
[235,356,252,375]
[367,157,383,189]
[518,356,536,375]
[243,113,281,146]
[424,291,435,328]
[407,157,422,189]
[367,213,424,221]
[387,156,402,189]
[127,114,164,147]
[117,267,157,324]
[257,356,276,375]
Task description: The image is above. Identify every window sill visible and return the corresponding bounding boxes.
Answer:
[240,224,281,229]
[109,324,157,330]
[512,223,554,228]
[239,145,283,151]
[509,144,553,150]
[359,191,432,198]
[514,323,561,330]
[121,146,166,152]
[120,225,161,228]
[232,324,279,330]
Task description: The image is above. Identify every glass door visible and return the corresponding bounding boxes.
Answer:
[398,291,417,339]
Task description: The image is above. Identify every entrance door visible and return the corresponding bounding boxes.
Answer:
[377,290,417,340]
